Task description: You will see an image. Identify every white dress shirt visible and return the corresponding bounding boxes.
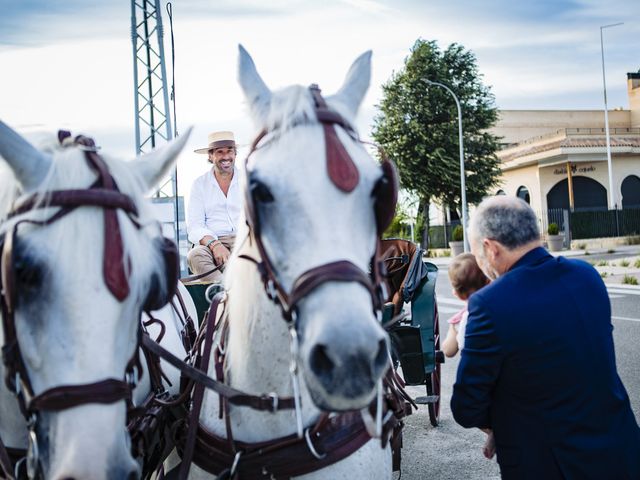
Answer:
[186,167,241,245]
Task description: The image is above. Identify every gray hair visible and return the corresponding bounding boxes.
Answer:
[469,196,539,249]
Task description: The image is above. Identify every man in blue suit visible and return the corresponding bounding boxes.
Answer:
[451,196,640,479]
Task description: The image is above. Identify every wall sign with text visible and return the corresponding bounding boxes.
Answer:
[553,164,596,175]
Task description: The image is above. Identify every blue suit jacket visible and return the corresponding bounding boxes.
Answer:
[451,247,640,479]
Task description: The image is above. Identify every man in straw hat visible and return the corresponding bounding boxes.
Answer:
[186,131,241,283]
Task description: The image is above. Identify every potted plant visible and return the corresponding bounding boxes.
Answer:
[449,225,465,256]
[547,223,564,252]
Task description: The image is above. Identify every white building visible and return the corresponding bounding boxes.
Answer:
[489,72,640,213]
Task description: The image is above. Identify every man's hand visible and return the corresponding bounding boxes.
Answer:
[210,241,230,266]
[481,429,496,459]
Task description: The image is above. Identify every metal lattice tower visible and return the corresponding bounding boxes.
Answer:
[130,0,176,203]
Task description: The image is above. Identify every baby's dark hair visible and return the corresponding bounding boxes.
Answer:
[448,253,490,299]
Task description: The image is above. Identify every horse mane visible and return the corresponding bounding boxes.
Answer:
[0,136,165,307]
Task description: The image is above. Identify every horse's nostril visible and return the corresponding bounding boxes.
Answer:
[128,472,138,480]
[373,338,388,372]
[310,344,334,378]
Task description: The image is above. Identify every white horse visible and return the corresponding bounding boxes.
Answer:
[183,46,395,479]
[0,124,196,479]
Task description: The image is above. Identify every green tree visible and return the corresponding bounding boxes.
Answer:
[372,39,502,247]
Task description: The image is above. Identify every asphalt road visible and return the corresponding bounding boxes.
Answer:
[396,257,640,479]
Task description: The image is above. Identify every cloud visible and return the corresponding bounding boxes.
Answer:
[338,0,393,15]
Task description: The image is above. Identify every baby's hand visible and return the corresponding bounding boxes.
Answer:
[482,432,496,459]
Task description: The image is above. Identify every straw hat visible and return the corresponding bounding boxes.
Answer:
[194,131,236,154]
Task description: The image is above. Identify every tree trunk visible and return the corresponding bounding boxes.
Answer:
[418,198,430,250]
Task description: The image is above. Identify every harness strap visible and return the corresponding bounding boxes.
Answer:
[28,378,131,412]
[179,292,224,479]
[309,84,359,193]
[0,435,17,480]
[288,260,378,311]
[179,264,223,284]
[140,332,296,412]
[183,410,376,479]
[8,189,138,219]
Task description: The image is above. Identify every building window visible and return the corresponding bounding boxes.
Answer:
[516,186,530,204]
[621,175,640,208]
[496,190,506,196]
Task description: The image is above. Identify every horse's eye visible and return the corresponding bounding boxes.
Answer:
[251,180,274,203]
[14,251,44,292]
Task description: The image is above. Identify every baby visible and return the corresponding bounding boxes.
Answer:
[443,253,489,356]
[442,253,495,458]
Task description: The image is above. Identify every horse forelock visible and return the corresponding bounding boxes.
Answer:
[260,85,317,133]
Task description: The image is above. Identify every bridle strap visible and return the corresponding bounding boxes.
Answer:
[289,260,378,312]
[9,189,138,219]
[310,84,359,192]
[85,148,131,301]
[28,378,131,412]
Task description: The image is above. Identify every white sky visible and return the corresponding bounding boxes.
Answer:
[1,0,639,197]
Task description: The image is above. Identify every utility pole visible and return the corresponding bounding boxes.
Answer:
[130,0,179,239]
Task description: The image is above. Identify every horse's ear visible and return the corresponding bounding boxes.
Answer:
[132,127,192,193]
[0,120,53,192]
[237,44,272,124]
[327,51,372,118]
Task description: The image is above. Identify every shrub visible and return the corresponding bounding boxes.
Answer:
[547,223,559,235]
[635,259,640,269]
[576,243,587,250]
[600,272,608,278]
[622,275,639,285]
[452,225,464,242]
[619,260,630,267]
[597,260,609,267]
[627,236,640,246]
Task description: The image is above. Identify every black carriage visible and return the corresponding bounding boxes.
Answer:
[381,238,444,427]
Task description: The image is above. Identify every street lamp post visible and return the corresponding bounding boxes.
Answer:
[423,79,469,253]
[600,22,623,209]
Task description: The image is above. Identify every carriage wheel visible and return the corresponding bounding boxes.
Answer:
[427,306,441,427]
